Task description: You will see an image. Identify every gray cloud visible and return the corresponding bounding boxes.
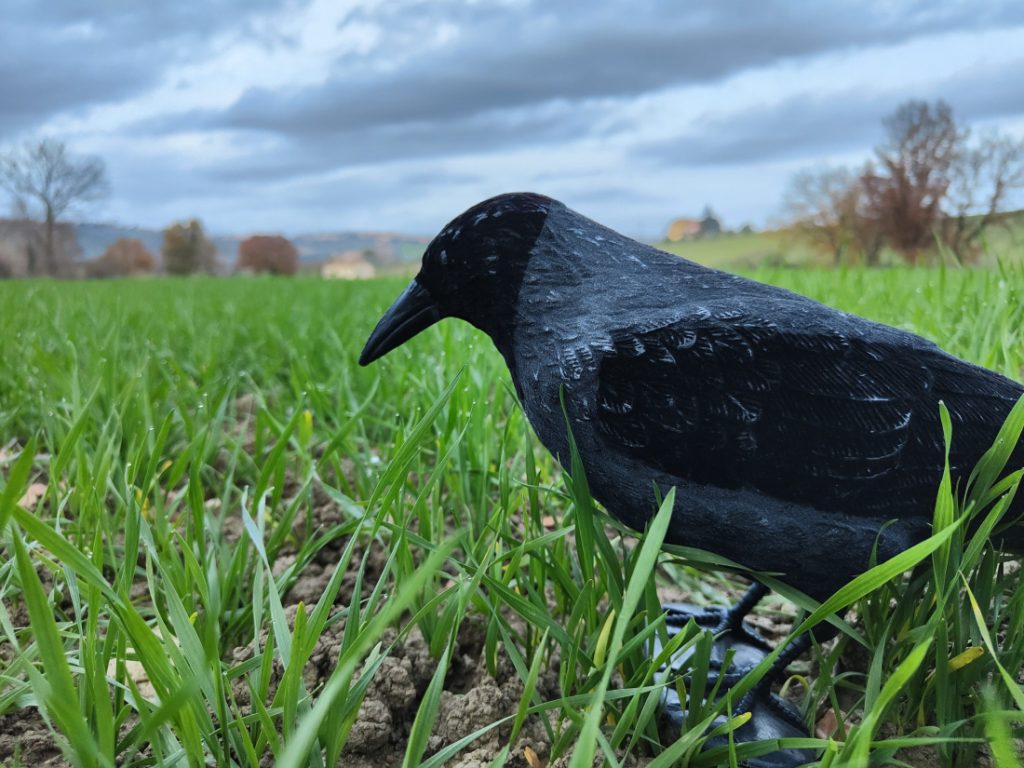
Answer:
[198,101,602,185]
[634,58,1024,167]
[1,26,157,136]
[7,0,1024,234]
[0,0,289,137]
[212,0,1024,138]
[100,147,486,235]
[128,0,1024,198]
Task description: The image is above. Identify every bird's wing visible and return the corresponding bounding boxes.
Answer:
[590,301,1023,518]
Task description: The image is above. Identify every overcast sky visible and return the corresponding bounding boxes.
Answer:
[3,0,1024,237]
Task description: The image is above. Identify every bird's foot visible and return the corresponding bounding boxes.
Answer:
[657,582,774,674]
[651,587,819,767]
[659,679,815,768]
[658,601,773,674]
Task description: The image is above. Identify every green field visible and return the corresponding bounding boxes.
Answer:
[658,231,821,269]
[658,214,1024,271]
[1,269,1023,767]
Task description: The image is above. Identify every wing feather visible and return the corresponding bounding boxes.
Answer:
[592,305,1023,518]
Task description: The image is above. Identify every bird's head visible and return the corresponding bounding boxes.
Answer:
[359,192,554,365]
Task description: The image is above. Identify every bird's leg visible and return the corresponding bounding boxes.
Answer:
[660,581,773,675]
[722,581,771,631]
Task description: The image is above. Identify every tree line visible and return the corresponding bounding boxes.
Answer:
[86,224,299,278]
[0,139,299,278]
[784,100,1024,265]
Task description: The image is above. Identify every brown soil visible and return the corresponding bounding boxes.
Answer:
[0,419,963,767]
[0,473,567,767]
[0,708,69,767]
[224,483,566,767]
[0,510,966,768]
[334,622,556,768]
[0,474,859,768]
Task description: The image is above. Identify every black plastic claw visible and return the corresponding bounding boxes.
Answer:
[729,686,817,768]
[651,594,820,768]
[657,602,773,673]
[659,675,816,768]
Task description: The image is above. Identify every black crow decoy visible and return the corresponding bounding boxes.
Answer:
[360,193,1024,764]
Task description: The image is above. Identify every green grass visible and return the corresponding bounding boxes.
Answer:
[0,268,1023,767]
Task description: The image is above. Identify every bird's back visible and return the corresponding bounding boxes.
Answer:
[508,207,1024,586]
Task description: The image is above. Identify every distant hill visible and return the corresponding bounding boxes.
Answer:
[73,222,429,270]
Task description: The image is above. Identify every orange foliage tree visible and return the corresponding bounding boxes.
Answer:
[236,235,298,275]
[91,237,155,277]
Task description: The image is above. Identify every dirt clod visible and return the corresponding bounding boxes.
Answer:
[0,708,70,768]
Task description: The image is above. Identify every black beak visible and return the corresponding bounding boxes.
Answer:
[359,279,442,366]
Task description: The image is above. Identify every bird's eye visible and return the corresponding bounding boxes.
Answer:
[439,249,449,265]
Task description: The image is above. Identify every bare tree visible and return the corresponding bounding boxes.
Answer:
[941,132,1024,262]
[782,163,889,266]
[0,139,108,275]
[783,167,857,264]
[865,100,963,262]
[848,163,887,267]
